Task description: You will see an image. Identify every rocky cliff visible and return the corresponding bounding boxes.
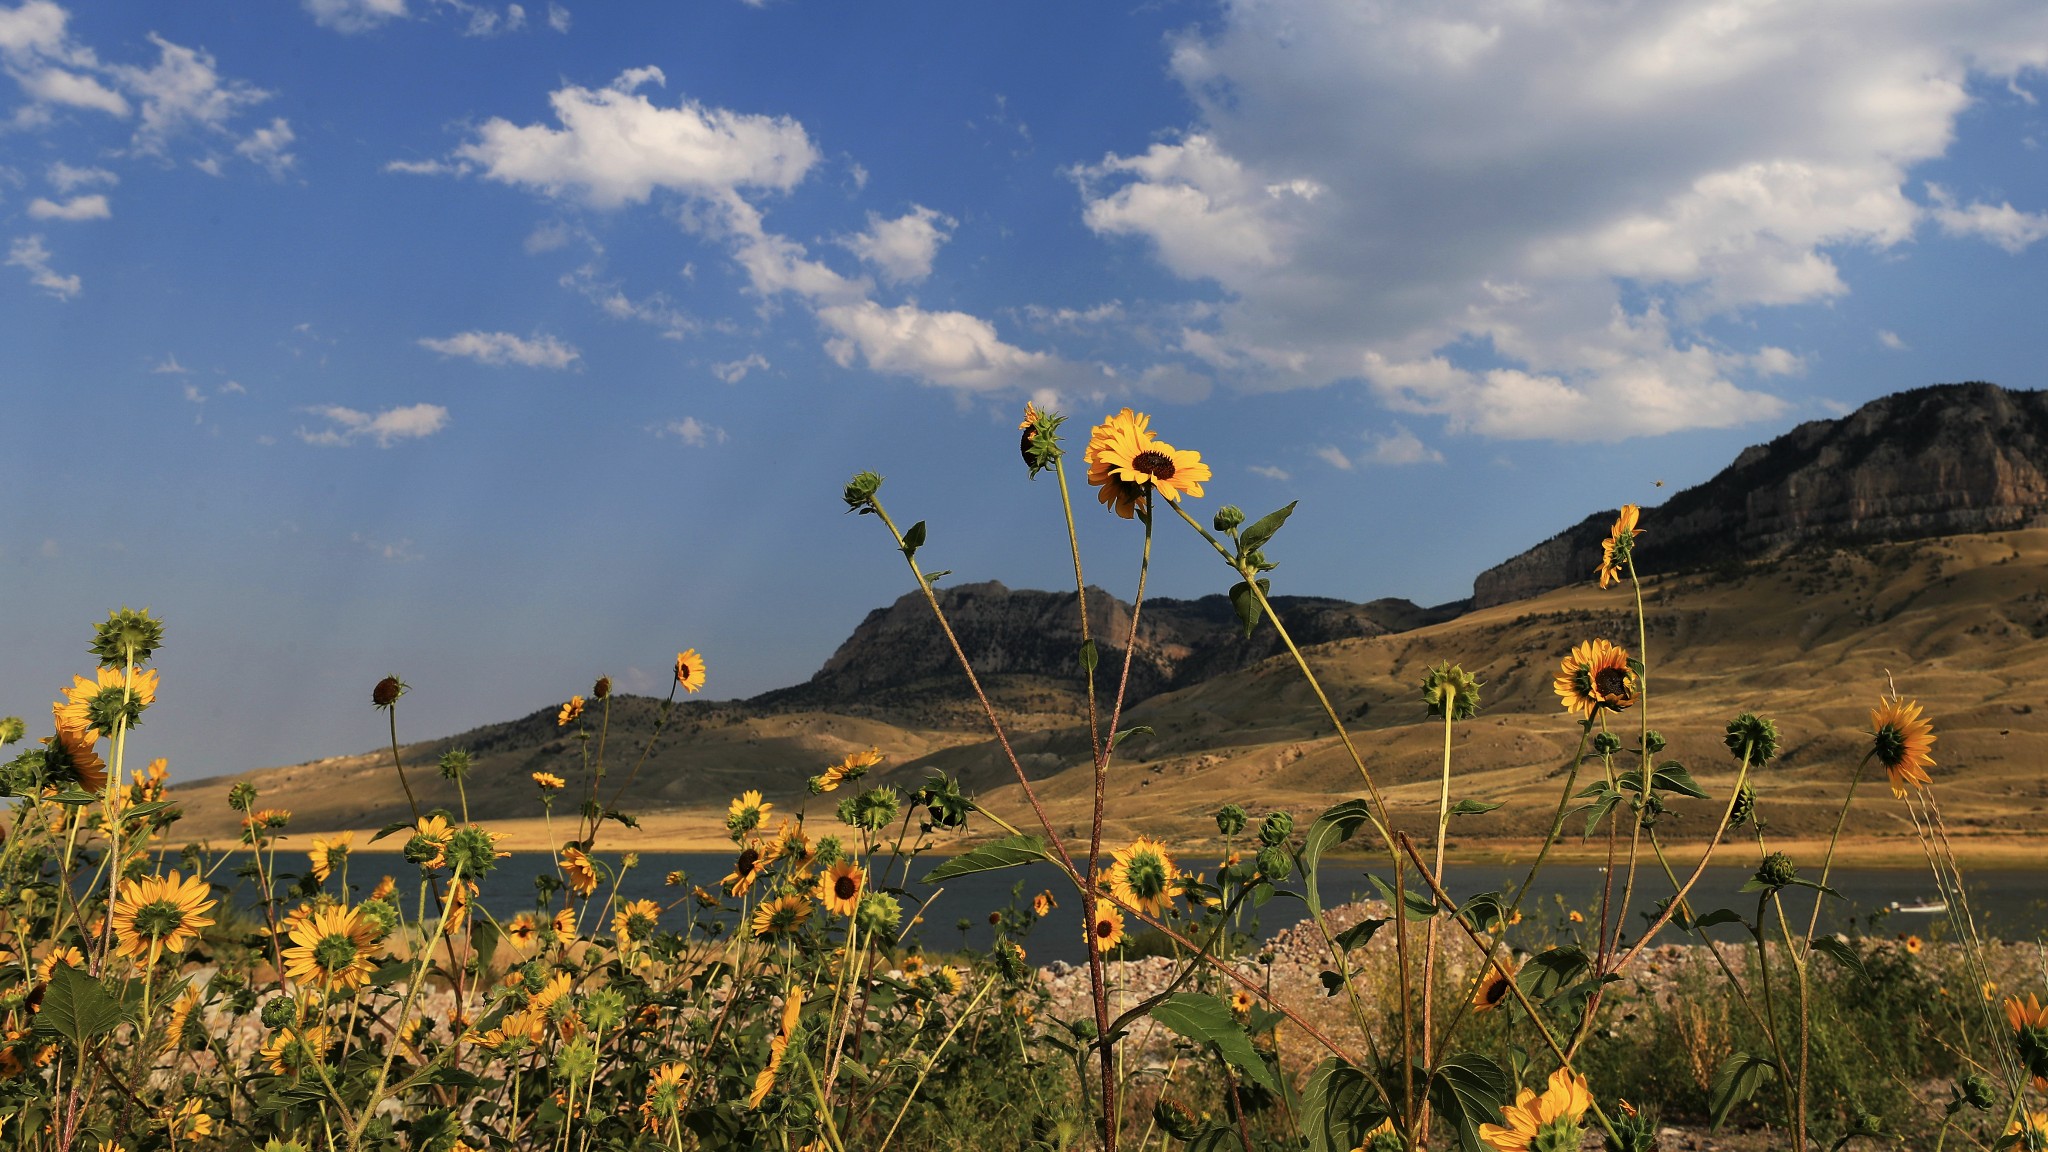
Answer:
[1470,382,2048,607]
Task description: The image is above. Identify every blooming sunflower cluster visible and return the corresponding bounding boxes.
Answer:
[1084,408,1210,520]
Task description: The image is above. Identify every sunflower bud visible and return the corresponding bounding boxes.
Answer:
[357,897,400,940]
[1255,845,1294,881]
[1019,403,1065,477]
[1215,803,1247,838]
[520,960,550,994]
[91,608,165,668]
[0,717,22,746]
[1592,732,1622,756]
[1730,783,1757,829]
[1421,662,1483,721]
[1724,713,1780,766]
[1752,851,1797,891]
[228,781,258,813]
[591,675,611,701]
[372,675,407,710]
[1644,730,1667,754]
[556,1038,598,1082]
[438,750,471,781]
[855,891,903,937]
[446,826,502,878]
[1213,506,1245,533]
[842,470,884,512]
[1955,1071,1996,1111]
[1258,811,1293,846]
[260,996,298,1029]
[994,938,1030,981]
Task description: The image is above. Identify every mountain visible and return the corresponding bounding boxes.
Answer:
[1471,382,2048,607]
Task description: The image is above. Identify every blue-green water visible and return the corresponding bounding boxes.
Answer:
[325,854,2048,968]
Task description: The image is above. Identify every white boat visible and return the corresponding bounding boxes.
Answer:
[1888,899,1948,914]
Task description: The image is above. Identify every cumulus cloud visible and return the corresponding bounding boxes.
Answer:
[303,0,407,33]
[838,204,954,284]
[418,330,580,368]
[298,402,449,446]
[1074,0,2048,439]
[27,192,106,220]
[1927,184,2048,253]
[1878,329,1910,351]
[236,117,296,177]
[654,416,726,446]
[110,34,273,157]
[546,2,569,32]
[712,352,768,383]
[0,1,128,118]
[817,300,1057,392]
[46,160,114,190]
[6,233,78,298]
[1313,445,1352,470]
[1248,464,1291,481]
[1363,426,1443,466]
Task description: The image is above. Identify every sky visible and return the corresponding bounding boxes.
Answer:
[2,0,2046,781]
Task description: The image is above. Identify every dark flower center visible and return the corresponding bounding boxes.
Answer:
[1482,977,1509,1006]
[1131,450,1175,480]
[1593,667,1631,700]
[1873,724,1908,768]
[1095,917,1116,939]
[834,875,859,901]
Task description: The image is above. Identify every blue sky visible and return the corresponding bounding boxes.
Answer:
[3,0,2045,780]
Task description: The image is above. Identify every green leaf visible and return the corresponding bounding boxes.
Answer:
[120,800,176,822]
[1449,798,1503,815]
[32,964,132,1052]
[922,570,951,583]
[1109,725,1152,751]
[1299,1057,1390,1152]
[1457,891,1505,934]
[1299,799,1375,921]
[1518,946,1590,1000]
[1653,762,1709,798]
[1709,1051,1778,1129]
[1148,993,1279,1095]
[371,820,413,843]
[47,789,101,807]
[1580,787,1624,838]
[1692,907,1745,931]
[1428,1051,1511,1152]
[1367,873,1436,921]
[1810,936,1869,982]
[923,834,1049,882]
[900,520,927,559]
[1078,639,1099,674]
[1238,501,1298,555]
[1332,918,1384,952]
[1227,579,1270,639]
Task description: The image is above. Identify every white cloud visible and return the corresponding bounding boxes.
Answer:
[1927,184,2048,253]
[298,402,449,446]
[418,330,580,368]
[351,532,421,562]
[460,3,526,37]
[27,192,107,220]
[1878,328,1910,351]
[111,33,272,156]
[1363,426,1444,466]
[46,160,114,190]
[546,2,570,32]
[1074,0,2048,440]
[838,204,954,284]
[1313,445,1352,470]
[451,67,817,209]
[150,353,190,374]
[236,117,297,177]
[18,65,126,115]
[0,2,128,117]
[654,416,726,446]
[817,300,1057,392]
[303,0,407,33]
[1248,464,1291,481]
[6,233,78,298]
[712,352,768,383]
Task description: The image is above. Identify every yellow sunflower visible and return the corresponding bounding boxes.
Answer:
[723,846,765,897]
[528,971,575,1015]
[110,871,216,962]
[259,1023,332,1077]
[171,1099,214,1140]
[751,893,812,938]
[532,771,566,791]
[1090,903,1126,952]
[814,747,883,793]
[674,649,707,693]
[1473,958,1516,1013]
[407,815,455,870]
[1108,837,1178,917]
[1032,891,1056,918]
[1229,988,1254,1018]
[1870,696,1936,798]
[550,907,578,944]
[819,860,864,918]
[1085,408,1211,517]
[281,905,381,991]
[1903,934,1923,955]
[46,713,106,794]
[1552,639,1636,720]
[612,899,661,949]
[726,790,772,839]
[1596,504,1642,589]
[557,696,585,727]
[55,666,159,731]
[2008,1112,2048,1147]
[747,1034,787,1108]
[643,1061,688,1134]
[505,912,538,949]
[1477,1066,1593,1152]
[308,832,352,884]
[559,846,600,897]
[2009,993,2048,1033]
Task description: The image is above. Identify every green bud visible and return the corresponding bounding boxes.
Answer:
[1258,811,1293,846]
[91,607,165,668]
[1592,731,1622,756]
[445,825,502,878]
[228,781,258,813]
[842,470,884,512]
[1420,662,1483,721]
[1730,783,1757,829]
[583,987,626,1032]
[1214,803,1247,838]
[520,960,550,995]
[855,891,903,937]
[1213,506,1245,533]
[438,750,472,781]
[1753,851,1797,890]
[261,995,298,1029]
[1255,845,1294,881]
[1644,730,1667,754]
[371,675,407,710]
[0,717,24,746]
[357,897,400,940]
[1725,713,1780,766]
[556,1038,598,1082]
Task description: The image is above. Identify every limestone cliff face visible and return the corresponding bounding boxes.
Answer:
[1471,382,2048,607]
[752,581,1437,715]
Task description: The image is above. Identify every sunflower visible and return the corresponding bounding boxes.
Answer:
[1597,504,1643,589]
[532,771,566,791]
[1903,934,1924,955]
[2008,1112,2048,1150]
[1090,903,1126,952]
[2009,994,2048,1033]
[674,649,707,693]
[819,860,864,918]
[752,893,812,938]
[1108,837,1178,917]
[643,1061,688,1134]
[259,1023,332,1076]
[370,875,397,901]
[1229,988,1254,1018]
[405,815,454,871]
[1473,958,1516,1012]
[933,965,964,996]
[38,946,86,982]
[46,714,107,793]
[505,912,538,949]
[723,847,765,897]
[550,907,578,944]
[761,819,811,868]
[612,899,661,949]
[1478,1066,1593,1152]
[110,871,216,962]
[557,696,585,727]
[748,1034,788,1108]
[1567,910,1585,924]
[528,971,575,1015]
[55,667,159,736]
[727,790,772,839]
[1085,408,1211,517]
[161,987,203,1052]
[1871,696,1936,797]
[281,905,380,991]
[559,846,600,897]
[171,1099,214,1140]
[813,747,883,793]
[1552,639,1636,720]
[308,832,352,884]
[1032,891,1056,918]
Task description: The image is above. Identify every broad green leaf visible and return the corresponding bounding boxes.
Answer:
[1810,936,1869,982]
[1148,992,1279,1094]
[1228,579,1270,639]
[48,789,101,807]
[1299,799,1375,920]
[900,520,927,559]
[1457,891,1505,934]
[1709,1051,1778,1129]
[1299,1057,1390,1152]
[1518,946,1590,1000]
[1653,762,1709,798]
[1079,639,1099,674]
[923,834,1049,882]
[32,964,132,1052]
[1238,501,1298,555]
[1429,1051,1511,1152]
[1367,873,1436,921]
[371,820,413,843]
[1109,725,1152,750]
[1692,907,1745,931]
[1332,918,1384,952]
[1449,799,1503,815]
[1581,788,1624,838]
